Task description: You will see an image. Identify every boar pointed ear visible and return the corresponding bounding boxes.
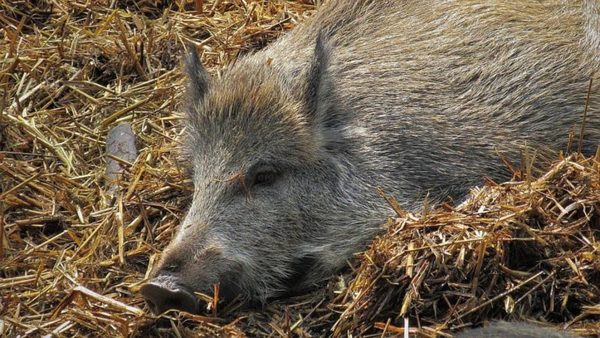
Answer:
[305,33,331,120]
[185,44,210,103]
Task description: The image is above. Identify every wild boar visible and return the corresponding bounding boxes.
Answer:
[140,0,600,314]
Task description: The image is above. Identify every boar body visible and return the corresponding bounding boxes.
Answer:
[456,321,578,338]
[141,0,600,314]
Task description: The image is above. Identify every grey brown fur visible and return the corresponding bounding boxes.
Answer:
[455,321,578,338]
[141,0,600,313]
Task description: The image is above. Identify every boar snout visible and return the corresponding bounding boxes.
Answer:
[140,275,200,314]
[140,245,205,314]
[141,241,242,314]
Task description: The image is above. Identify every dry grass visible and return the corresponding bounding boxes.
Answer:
[330,154,600,337]
[1,1,599,337]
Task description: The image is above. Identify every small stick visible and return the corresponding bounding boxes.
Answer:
[195,0,204,14]
[0,204,4,258]
[115,15,148,81]
[0,172,42,200]
[578,76,594,154]
[117,195,125,265]
[457,271,544,321]
[67,285,145,316]
[514,271,556,305]
[212,282,220,316]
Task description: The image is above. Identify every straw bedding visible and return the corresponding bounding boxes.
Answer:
[1,1,599,337]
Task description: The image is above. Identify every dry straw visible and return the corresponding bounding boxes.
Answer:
[1,0,599,337]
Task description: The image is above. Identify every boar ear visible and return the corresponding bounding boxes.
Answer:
[185,44,210,103]
[305,33,331,120]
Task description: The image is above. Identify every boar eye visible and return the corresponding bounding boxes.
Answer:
[253,171,277,186]
[246,162,279,188]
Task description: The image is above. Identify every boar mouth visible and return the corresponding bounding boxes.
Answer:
[140,275,201,315]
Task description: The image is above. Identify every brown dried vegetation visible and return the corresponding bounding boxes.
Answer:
[1,0,599,337]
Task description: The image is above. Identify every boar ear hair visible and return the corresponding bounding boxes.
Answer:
[185,44,210,103]
[305,32,331,120]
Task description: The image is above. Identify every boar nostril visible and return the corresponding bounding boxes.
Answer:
[140,278,201,314]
